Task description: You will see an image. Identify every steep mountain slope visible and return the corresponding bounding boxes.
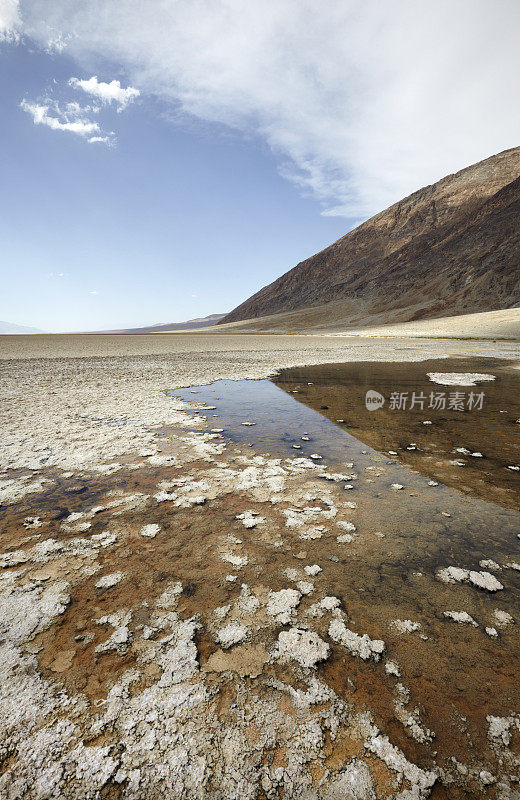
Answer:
[221,147,520,326]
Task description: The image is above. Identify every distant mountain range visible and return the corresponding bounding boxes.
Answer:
[0,320,44,334]
[221,146,520,330]
[117,314,227,333]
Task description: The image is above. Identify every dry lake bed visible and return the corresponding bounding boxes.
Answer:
[0,332,519,800]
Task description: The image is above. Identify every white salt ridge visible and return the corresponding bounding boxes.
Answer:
[236,511,266,528]
[65,512,84,523]
[273,628,329,668]
[95,572,125,589]
[337,533,355,543]
[216,622,250,649]
[154,490,178,503]
[390,619,421,634]
[479,559,501,571]
[0,477,54,506]
[437,566,504,592]
[298,524,326,540]
[140,524,161,538]
[443,611,478,627]
[320,472,354,482]
[235,584,261,616]
[23,516,42,529]
[493,610,514,627]
[148,455,178,467]
[221,553,248,569]
[266,589,301,624]
[95,625,132,654]
[337,521,356,532]
[394,682,435,744]
[427,372,496,386]
[328,615,385,661]
[487,715,515,746]
[320,596,340,611]
[365,734,436,795]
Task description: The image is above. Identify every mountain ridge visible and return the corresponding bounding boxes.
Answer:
[221,146,520,327]
[0,321,44,334]
[115,314,226,333]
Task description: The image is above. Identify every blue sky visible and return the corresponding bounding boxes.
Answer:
[1,1,519,332]
[0,44,346,331]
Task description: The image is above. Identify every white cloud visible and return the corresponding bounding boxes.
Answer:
[0,0,21,41]
[20,95,116,143]
[19,75,133,145]
[45,29,73,53]
[14,0,520,217]
[69,76,139,111]
[89,290,99,295]
[21,99,101,137]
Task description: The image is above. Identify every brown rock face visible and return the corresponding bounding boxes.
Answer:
[221,146,520,326]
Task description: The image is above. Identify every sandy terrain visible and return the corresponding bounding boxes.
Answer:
[0,333,519,799]
[217,306,520,339]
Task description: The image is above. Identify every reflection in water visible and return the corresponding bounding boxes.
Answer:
[273,356,520,511]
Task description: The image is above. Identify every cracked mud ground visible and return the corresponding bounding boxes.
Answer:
[0,333,519,800]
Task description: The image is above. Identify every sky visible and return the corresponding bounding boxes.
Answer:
[1,1,519,332]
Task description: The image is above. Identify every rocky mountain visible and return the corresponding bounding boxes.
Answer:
[119,314,226,333]
[221,147,520,328]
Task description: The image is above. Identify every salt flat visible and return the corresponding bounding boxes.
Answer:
[0,332,519,799]
[2,328,520,361]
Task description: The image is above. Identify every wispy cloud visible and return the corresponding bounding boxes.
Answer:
[0,0,21,42]
[87,135,111,144]
[69,76,139,111]
[13,0,520,218]
[20,98,101,137]
[20,83,123,145]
